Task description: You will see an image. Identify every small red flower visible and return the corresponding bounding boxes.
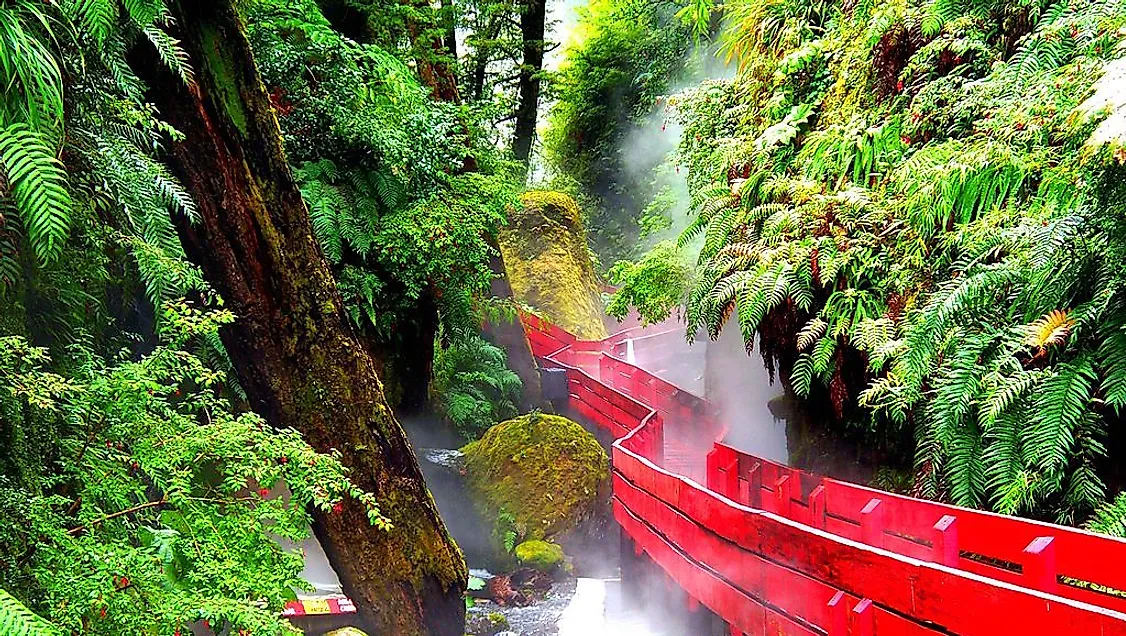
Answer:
[896,80,904,92]
[901,136,912,146]
[278,456,289,465]
[258,487,270,497]
[332,502,344,514]
[99,607,107,619]
[118,576,129,588]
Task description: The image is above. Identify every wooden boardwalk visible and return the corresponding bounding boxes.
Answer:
[523,313,1126,635]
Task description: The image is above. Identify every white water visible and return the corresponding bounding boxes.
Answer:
[557,578,666,635]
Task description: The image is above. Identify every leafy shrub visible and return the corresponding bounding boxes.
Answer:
[432,336,522,440]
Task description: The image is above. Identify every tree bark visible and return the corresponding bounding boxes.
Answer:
[512,0,546,163]
[136,3,467,634]
[469,14,503,101]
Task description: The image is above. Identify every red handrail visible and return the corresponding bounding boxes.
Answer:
[520,313,1126,634]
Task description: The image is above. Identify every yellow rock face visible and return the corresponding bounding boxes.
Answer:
[500,191,608,340]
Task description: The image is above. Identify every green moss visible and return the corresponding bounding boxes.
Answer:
[461,413,609,542]
[199,23,249,136]
[514,540,565,571]
[499,191,607,340]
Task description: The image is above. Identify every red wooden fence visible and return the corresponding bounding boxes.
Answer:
[520,314,1126,634]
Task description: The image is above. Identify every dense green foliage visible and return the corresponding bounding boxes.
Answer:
[432,335,523,440]
[607,0,1126,524]
[0,0,529,631]
[543,0,696,264]
[245,0,524,408]
[1,305,382,635]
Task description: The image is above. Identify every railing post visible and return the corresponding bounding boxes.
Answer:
[860,498,885,548]
[650,414,664,466]
[931,515,959,567]
[705,448,721,492]
[723,457,739,500]
[1022,536,1058,594]
[809,485,826,530]
[746,462,762,508]
[853,599,874,636]
[827,591,847,636]
[774,475,792,518]
[738,463,751,506]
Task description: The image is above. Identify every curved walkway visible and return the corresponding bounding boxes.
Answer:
[523,314,1126,636]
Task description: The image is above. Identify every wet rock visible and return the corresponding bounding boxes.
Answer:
[462,413,610,548]
[515,540,566,572]
[470,567,556,607]
[499,191,607,340]
[465,610,512,636]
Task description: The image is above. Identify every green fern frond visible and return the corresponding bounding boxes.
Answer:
[143,25,194,86]
[0,123,72,264]
[0,588,58,636]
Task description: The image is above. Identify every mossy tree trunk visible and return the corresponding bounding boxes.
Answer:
[136,2,467,633]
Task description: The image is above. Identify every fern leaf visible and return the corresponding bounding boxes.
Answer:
[0,124,72,264]
[0,588,58,635]
[144,25,195,86]
[1024,309,1074,348]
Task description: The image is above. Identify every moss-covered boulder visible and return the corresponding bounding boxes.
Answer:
[514,539,566,571]
[499,191,608,340]
[461,413,609,544]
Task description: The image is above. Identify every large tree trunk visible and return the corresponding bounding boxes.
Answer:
[136,3,467,634]
[512,0,547,163]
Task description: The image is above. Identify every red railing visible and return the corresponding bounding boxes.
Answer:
[520,314,1126,635]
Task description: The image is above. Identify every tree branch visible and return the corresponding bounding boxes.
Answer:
[68,498,168,536]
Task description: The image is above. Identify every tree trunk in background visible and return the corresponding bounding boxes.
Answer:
[469,15,502,101]
[137,2,467,634]
[512,0,546,163]
[407,0,462,103]
[440,0,459,67]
